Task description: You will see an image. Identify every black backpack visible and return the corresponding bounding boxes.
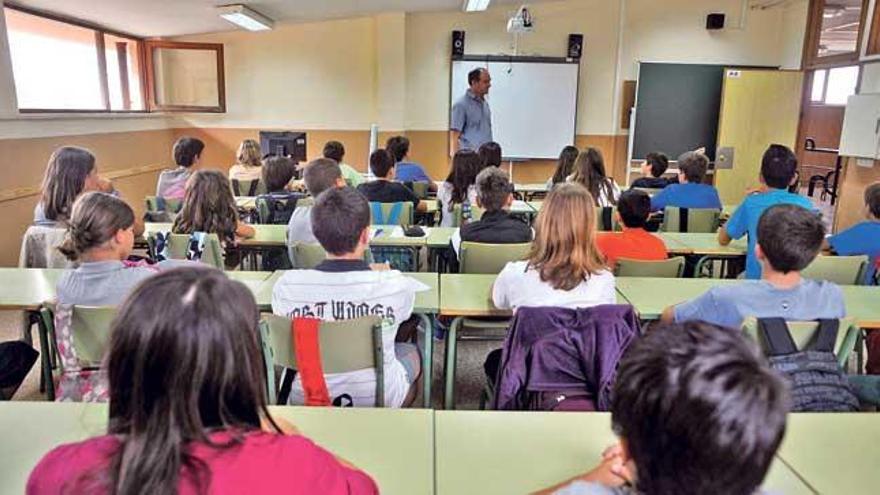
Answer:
[758,318,859,412]
[257,193,305,225]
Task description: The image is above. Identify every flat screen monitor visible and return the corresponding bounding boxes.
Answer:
[259,131,307,163]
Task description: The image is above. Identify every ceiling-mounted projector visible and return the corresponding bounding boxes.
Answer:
[507,5,533,34]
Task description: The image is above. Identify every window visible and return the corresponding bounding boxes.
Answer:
[809,65,860,105]
[145,41,225,112]
[4,6,145,112]
[804,0,868,67]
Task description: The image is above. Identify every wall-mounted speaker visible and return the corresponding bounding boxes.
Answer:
[567,33,583,59]
[706,13,726,30]
[452,30,465,59]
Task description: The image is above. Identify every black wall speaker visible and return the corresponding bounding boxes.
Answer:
[452,30,465,58]
[567,33,583,59]
[706,13,726,30]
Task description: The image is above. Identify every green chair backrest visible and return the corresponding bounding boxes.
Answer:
[459,242,531,274]
[369,202,414,226]
[145,196,182,213]
[146,232,225,269]
[259,314,385,406]
[615,256,685,278]
[597,207,621,232]
[450,203,485,227]
[802,255,869,285]
[231,179,267,197]
[403,181,430,199]
[70,306,117,366]
[291,243,327,269]
[661,207,720,233]
[741,317,859,368]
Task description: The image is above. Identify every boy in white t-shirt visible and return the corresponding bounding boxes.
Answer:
[272,186,426,407]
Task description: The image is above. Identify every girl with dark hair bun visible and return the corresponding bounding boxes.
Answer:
[28,268,378,494]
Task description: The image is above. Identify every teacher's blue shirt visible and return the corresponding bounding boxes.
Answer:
[451,89,492,151]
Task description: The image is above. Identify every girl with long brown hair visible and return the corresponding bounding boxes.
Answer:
[28,268,378,494]
[569,147,621,207]
[548,145,579,187]
[172,169,255,242]
[438,149,481,227]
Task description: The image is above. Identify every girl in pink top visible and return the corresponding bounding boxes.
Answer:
[27,267,377,495]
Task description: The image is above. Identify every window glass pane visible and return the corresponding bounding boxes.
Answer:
[825,65,859,105]
[152,47,220,108]
[817,0,864,58]
[4,8,104,110]
[104,34,143,110]
[811,70,827,102]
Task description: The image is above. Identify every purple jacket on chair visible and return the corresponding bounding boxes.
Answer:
[491,305,640,411]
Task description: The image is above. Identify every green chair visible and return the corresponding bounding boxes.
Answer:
[459,242,531,274]
[144,196,182,213]
[403,181,430,199]
[450,203,485,227]
[290,242,327,269]
[802,255,869,285]
[37,305,116,401]
[615,256,686,278]
[369,202,414,226]
[259,314,385,406]
[661,207,720,233]
[146,232,225,269]
[597,207,621,232]
[231,178,267,196]
[741,317,859,369]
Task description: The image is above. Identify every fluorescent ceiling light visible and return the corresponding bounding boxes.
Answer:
[463,0,492,12]
[218,4,274,31]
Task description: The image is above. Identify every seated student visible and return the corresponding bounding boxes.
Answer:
[538,321,787,495]
[631,151,676,189]
[228,139,263,182]
[547,145,580,189]
[720,144,815,279]
[569,148,621,208]
[272,187,425,408]
[172,170,256,249]
[828,182,880,285]
[157,136,203,200]
[29,268,378,494]
[438,149,481,227]
[256,156,303,224]
[357,149,426,215]
[596,190,667,269]
[663,204,844,329]
[650,151,721,212]
[287,158,346,259]
[323,140,364,187]
[478,141,502,169]
[452,167,532,255]
[387,135,437,192]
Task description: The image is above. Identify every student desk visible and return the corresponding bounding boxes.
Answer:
[255,271,440,408]
[433,410,814,495]
[775,413,880,495]
[656,232,747,256]
[0,402,434,495]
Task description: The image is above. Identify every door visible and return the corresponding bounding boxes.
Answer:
[715,70,804,205]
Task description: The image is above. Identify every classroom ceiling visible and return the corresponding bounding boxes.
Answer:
[8,0,547,37]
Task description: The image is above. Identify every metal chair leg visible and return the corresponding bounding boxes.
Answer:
[417,313,433,408]
[443,317,463,410]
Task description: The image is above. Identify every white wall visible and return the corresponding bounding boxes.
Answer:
[779,0,809,70]
[860,62,880,94]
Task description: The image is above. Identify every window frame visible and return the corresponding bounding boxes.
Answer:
[802,0,870,69]
[867,0,880,55]
[4,3,148,114]
[143,40,226,113]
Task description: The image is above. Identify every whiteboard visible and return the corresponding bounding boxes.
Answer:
[450,59,579,160]
[840,94,880,159]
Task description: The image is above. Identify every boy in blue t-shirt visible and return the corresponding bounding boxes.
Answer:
[663,204,845,329]
[387,135,437,192]
[650,151,722,212]
[719,144,815,279]
[827,182,880,285]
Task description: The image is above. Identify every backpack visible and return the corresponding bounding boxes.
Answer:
[758,318,859,412]
[257,193,305,225]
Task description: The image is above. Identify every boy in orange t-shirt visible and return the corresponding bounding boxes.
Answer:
[597,189,667,269]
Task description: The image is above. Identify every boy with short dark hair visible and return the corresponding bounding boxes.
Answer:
[650,151,721,211]
[596,190,667,269]
[356,149,426,212]
[719,144,815,279]
[663,204,845,329]
[322,140,364,187]
[452,167,532,255]
[272,187,426,407]
[157,136,204,200]
[538,321,788,495]
[387,135,436,192]
[630,152,675,189]
[286,158,345,262]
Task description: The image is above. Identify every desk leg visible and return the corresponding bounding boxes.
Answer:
[443,316,463,410]
[417,313,433,408]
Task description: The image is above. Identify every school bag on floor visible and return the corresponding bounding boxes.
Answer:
[757,318,859,412]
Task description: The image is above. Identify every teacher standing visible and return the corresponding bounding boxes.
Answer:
[450,67,492,156]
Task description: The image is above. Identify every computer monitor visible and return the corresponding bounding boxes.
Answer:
[259,131,307,163]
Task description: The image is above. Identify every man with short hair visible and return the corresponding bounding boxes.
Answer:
[322,140,364,187]
[272,187,427,408]
[597,189,667,269]
[650,151,721,212]
[286,158,346,264]
[450,67,493,155]
[663,204,845,329]
[452,167,532,255]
